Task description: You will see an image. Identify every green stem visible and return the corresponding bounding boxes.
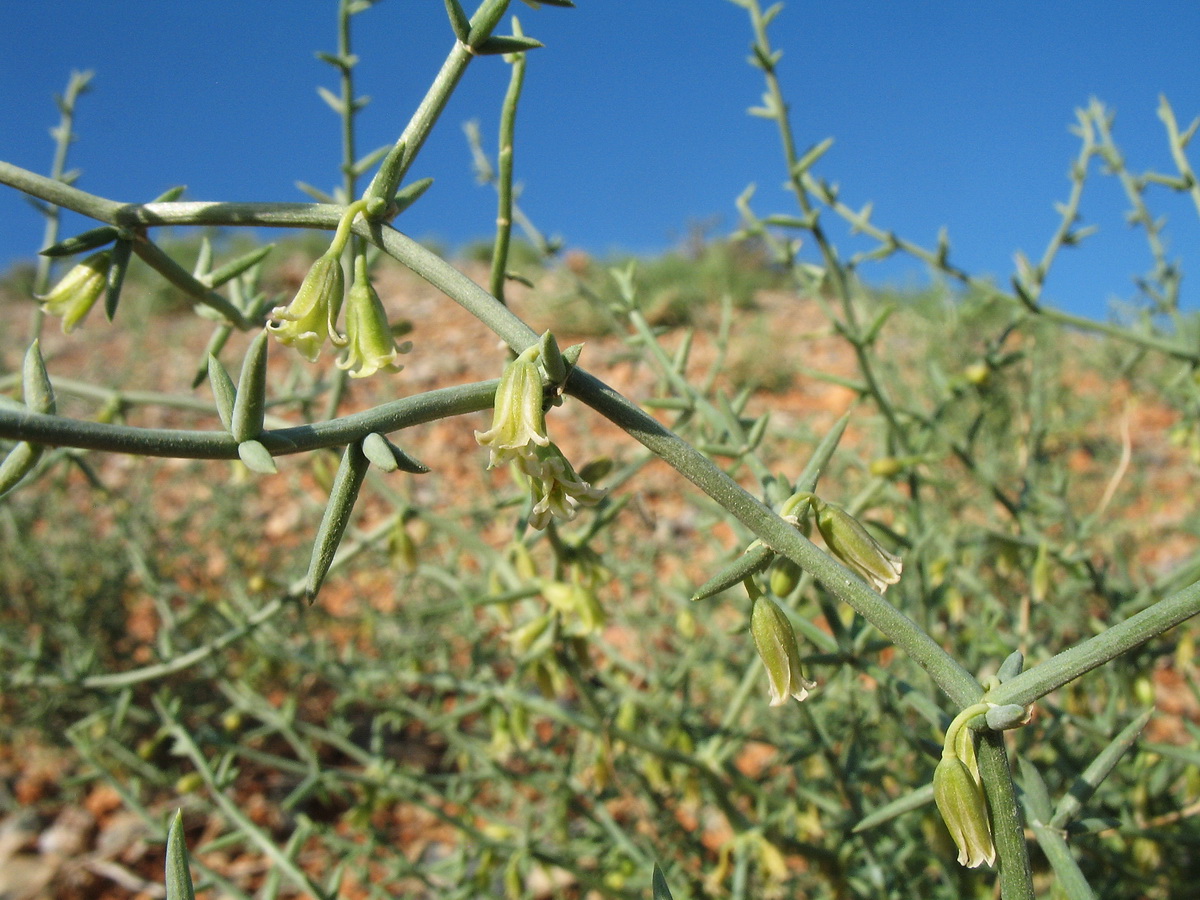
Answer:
[0,379,497,458]
[0,160,122,221]
[328,198,368,256]
[804,166,1200,364]
[1158,95,1200,223]
[336,0,359,202]
[625,306,773,486]
[363,41,475,200]
[130,238,252,328]
[1030,822,1097,900]
[745,0,907,449]
[489,30,526,303]
[1026,112,1096,309]
[987,578,1200,708]
[977,733,1034,900]
[16,598,286,689]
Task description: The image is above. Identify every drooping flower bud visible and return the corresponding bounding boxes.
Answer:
[267,252,345,362]
[37,250,112,333]
[932,755,996,868]
[474,345,550,468]
[750,595,816,706]
[814,500,902,593]
[337,254,410,378]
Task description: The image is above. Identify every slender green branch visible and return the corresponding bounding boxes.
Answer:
[744,3,846,301]
[987,579,1200,708]
[977,734,1034,900]
[0,379,497,458]
[358,219,539,349]
[1029,822,1096,900]
[1032,113,1096,304]
[19,510,406,691]
[1091,98,1182,320]
[744,0,906,448]
[1158,95,1200,223]
[808,171,1200,363]
[15,598,285,689]
[0,159,122,222]
[624,306,774,486]
[130,239,252,328]
[488,23,527,302]
[362,41,475,201]
[336,0,360,202]
[0,161,346,233]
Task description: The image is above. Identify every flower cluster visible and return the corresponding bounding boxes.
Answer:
[736,491,905,709]
[474,342,606,530]
[267,200,408,375]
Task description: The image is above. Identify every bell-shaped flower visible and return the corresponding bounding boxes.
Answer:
[338,255,410,378]
[750,595,816,705]
[815,500,902,592]
[520,442,606,530]
[267,252,345,362]
[38,250,112,333]
[933,755,996,868]
[474,345,550,468]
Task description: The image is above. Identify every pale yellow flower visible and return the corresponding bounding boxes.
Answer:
[267,252,345,362]
[815,500,902,592]
[474,345,550,468]
[520,442,606,530]
[38,250,111,333]
[337,255,410,378]
[750,595,815,705]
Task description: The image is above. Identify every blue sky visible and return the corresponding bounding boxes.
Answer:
[3,1,1200,319]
